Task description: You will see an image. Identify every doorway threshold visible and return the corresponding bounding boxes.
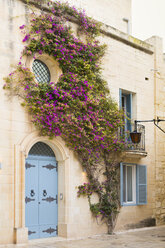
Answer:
[29,236,67,245]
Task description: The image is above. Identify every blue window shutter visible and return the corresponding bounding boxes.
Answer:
[136,165,147,205]
[120,163,124,206]
[126,93,132,119]
[126,93,132,132]
[119,89,122,109]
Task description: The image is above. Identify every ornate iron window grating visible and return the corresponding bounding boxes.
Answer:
[29,142,55,157]
[32,59,50,83]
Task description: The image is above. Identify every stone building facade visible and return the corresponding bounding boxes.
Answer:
[151,36,165,225]
[0,0,165,245]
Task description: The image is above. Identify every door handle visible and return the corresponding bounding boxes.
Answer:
[30,189,35,197]
[43,189,47,197]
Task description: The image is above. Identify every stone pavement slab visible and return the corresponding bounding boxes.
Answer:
[1,226,165,248]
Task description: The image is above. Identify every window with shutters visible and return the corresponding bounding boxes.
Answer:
[120,163,147,206]
[119,89,133,132]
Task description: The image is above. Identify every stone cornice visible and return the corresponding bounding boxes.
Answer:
[101,24,154,55]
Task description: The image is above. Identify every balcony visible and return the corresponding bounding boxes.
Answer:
[124,124,147,158]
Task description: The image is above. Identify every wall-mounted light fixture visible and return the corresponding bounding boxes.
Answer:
[130,117,165,144]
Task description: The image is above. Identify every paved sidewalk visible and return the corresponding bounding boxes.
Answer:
[1,226,165,248]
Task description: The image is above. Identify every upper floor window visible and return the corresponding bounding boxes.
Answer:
[32,59,50,84]
[119,89,133,132]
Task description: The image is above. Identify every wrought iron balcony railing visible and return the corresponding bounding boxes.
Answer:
[124,124,145,152]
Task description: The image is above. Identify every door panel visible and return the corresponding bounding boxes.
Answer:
[27,226,39,240]
[25,156,58,240]
[39,160,58,225]
[25,159,39,228]
[39,224,58,238]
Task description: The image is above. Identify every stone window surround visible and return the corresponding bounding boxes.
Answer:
[24,53,62,84]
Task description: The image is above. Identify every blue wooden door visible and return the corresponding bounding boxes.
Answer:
[25,155,58,240]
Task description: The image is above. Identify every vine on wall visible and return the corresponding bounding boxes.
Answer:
[4,0,126,233]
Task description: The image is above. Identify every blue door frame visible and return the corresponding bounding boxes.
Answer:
[25,155,58,240]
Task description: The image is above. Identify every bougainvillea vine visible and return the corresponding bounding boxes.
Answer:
[4,0,126,233]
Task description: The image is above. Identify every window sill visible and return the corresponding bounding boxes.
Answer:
[121,203,137,207]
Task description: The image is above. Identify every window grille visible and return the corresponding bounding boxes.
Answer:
[32,59,50,83]
[29,142,55,157]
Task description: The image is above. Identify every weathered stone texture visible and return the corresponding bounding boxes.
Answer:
[148,37,165,225]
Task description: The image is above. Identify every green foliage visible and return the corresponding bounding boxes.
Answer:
[4,1,126,233]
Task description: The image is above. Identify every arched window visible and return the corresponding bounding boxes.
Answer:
[32,59,50,83]
[29,142,55,157]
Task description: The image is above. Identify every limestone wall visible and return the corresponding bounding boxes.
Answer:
[147,36,165,225]
[0,0,161,244]
[0,0,29,244]
[100,28,155,231]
